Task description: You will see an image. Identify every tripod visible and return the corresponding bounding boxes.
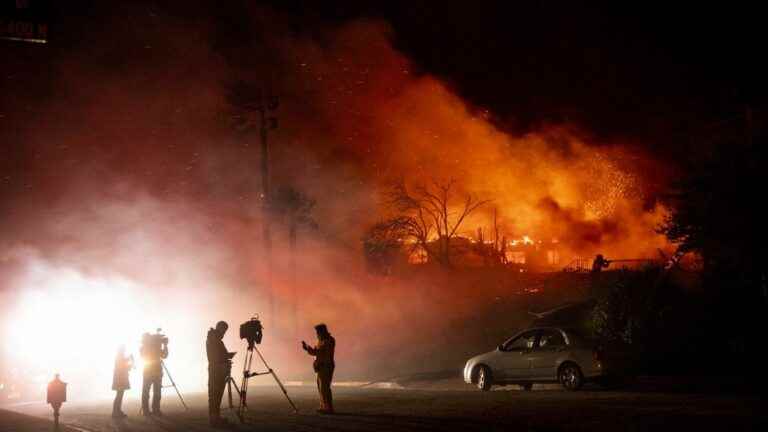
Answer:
[235,344,298,422]
[224,372,241,412]
[139,361,188,414]
[161,360,189,411]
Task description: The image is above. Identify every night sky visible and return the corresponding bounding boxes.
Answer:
[5,1,767,152]
[272,1,767,150]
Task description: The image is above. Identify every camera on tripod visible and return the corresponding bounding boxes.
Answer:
[139,328,188,412]
[142,329,168,352]
[239,316,263,350]
[227,314,298,419]
[142,328,169,351]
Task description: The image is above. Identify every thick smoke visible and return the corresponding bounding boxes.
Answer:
[0,6,670,398]
[272,20,670,256]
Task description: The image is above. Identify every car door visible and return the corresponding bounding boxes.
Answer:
[496,330,538,380]
[528,328,568,379]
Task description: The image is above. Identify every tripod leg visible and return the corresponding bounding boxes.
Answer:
[230,378,241,396]
[237,349,254,422]
[225,377,241,408]
[253,347,299,413]
[161,361,189,411]
[270,369,299,413]
[237,384,246,422]
[227,379,233,409]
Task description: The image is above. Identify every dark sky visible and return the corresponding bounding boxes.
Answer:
[6,1,766,150]
[265,1,767,153]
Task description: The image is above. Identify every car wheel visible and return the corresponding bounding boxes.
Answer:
[558,363,583,391]
[476,366,492,391]
[520,383,533,391]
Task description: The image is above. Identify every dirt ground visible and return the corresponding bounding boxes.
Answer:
[3,382,767,432]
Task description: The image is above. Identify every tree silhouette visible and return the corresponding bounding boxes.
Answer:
[270,185,317,250]
[384,178,489,267]
[659,131,764,302]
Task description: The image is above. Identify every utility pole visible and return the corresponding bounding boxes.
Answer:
[228,81,279,324]
[258,89,279,325]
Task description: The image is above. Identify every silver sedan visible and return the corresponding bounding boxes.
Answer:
[463,327,616,391]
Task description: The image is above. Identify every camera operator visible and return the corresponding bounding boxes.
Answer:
[140,331,168,416]
[302,323,336,414]
[206,321,234,426]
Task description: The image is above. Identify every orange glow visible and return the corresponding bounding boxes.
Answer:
[0,18,679,395]
[286,22,672,262]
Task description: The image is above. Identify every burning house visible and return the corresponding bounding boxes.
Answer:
[405,234,563,272]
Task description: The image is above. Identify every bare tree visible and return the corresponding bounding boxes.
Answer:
[270,185,317,250]
[363,217,413,274]
[386,179,489,267]
[270,185,316,334]
[473,212,509,267]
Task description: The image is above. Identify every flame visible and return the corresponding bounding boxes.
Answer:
[282,21,671,260]
[510,236,535,246]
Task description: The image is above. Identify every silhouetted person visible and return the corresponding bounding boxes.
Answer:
[112,345,134,418]
[591,254,611,273]
[206,321,233,427]
[140,332,168,416]
[46,373,66,430]
[302,323,335,414]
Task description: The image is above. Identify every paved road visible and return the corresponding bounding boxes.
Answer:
[4,384,767,432]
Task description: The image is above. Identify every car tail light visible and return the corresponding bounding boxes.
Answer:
[593,347,604,362]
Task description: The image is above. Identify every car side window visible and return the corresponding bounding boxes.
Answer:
[537,329,566,349]
[503,331,537,351]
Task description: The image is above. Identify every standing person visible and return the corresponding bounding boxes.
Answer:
[301,324,335,414]
[140,331,168,416]
[112,345,134,418]
[591,254,611,273]
[206,321,234,427]
[46,373,67,430]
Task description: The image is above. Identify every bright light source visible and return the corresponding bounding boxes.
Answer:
[3,263,207,400]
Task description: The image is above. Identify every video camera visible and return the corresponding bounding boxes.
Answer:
[143,328,169,350]
[240,316,263,350]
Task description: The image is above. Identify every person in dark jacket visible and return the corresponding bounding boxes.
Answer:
[112,345,134,418]
[140,332,168,416]
[206,321,234,426]
[591,254,611,273]
[47,373,67,430]
[302,323,336,414]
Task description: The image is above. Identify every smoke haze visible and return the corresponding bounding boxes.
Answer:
[1,4,671,399]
